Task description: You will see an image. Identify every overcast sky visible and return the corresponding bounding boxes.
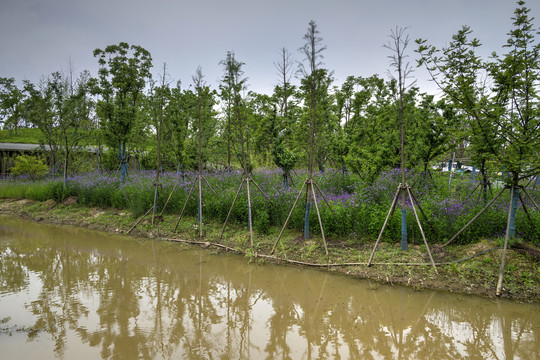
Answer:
[2,0,539,96]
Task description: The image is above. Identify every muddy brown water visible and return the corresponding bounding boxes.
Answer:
[0,216,538,360]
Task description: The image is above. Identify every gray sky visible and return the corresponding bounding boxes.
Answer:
[2,0,539,96]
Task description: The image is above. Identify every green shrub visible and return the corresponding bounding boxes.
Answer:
[9,155,49,179]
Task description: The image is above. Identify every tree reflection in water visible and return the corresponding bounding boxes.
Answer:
[0,217,538,359]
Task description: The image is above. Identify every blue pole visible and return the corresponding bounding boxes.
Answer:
[401,209,408,250]
[472,165,476,182]
[198,194,201,222]
[304,202,311,239]
[119,141,127,182]
[508,187,519,238]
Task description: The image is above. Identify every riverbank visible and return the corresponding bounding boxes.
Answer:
[1,197,538,302]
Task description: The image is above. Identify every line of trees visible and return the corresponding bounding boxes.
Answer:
[0,1,538,189]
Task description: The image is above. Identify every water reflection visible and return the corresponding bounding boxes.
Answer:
[0,216,538,359]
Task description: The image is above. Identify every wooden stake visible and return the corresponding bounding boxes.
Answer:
[159,181,179,216]
[312,180,335,214]
[198,174,203,238]
[174,180,197,232]
[368,185,401,266]
[519,193,533,226]
[311,182,328,256]
[406,186,437,273]
[220,179,244,239]
[443,186,507,247]
[462,181,482,205]
[271,180,307,254]
[408,186,436,235]
[250,177,270,200]
[521,186,540,211]
[202,175,219,197]
[496,186,515,296]
[246,178,254,247]
[127,206,153,234]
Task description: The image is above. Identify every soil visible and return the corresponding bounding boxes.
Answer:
[0,198,538,303]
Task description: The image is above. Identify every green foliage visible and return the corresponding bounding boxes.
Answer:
[0,77,25,131]
[92,42,152,180]
[0,128,45,144]
[345,75,401,183]
[416,0,540,185]
[253,209,270,235]
[9,155,48,179]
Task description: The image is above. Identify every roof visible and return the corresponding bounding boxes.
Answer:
[0,143,100,153]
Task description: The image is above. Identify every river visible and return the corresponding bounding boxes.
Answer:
[0,216,538,359]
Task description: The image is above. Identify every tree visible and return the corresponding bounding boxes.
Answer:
[0,77,25,133]
[345,75,400,183]
[297,68,338,172]
[92,42,152,181]
[9,154,48,179]
[416,0,540,293]
[165,82,190,173]
[219,51,250,172]
[408,95,455,174]
[219,52,245,170]
[274,20,335,249]
[22,79,59,175]
[247,91,276,165]
[384,26,417,251]
[49,70,93,186]
[489,1,540,183]
[417,25,498,202]
[272,48,300,187]
[417,0,540,234]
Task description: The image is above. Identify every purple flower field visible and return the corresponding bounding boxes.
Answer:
[1,168,538,244]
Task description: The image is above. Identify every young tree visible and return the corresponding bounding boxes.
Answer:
[273,20,335,252]
[219,51,249,172]
[298,20,328,240]
[167,82,190,173]
[92,42,152,181]
[0,77,25,133]
[247,91,276,165]
[385,26,416,251]
[51,71,93,186]
[23,79,59,175]
[218,52,242,170]
[345,75,400,183]
[147,63,169,223]
[274,47,295,120]
[417,0,540,293]
[417,0,540,235]
[408,95,456,175]
[417,26,497,202]
[272,48,300,187]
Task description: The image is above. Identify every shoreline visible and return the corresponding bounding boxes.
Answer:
[1,197,538,303]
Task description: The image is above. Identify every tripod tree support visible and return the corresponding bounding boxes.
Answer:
[367,184,437,273]
[159,181,179,217]
[173,180,197,232]
[367,186,402,266]
[271,179,332,256]
[496,186,517,296]
[443,186,507,247]
[219,176,269,248]
[406,186,437,273]
[127,206,154,234]
[172,173,220,236]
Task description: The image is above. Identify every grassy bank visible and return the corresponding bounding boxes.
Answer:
[0,197,538,302]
